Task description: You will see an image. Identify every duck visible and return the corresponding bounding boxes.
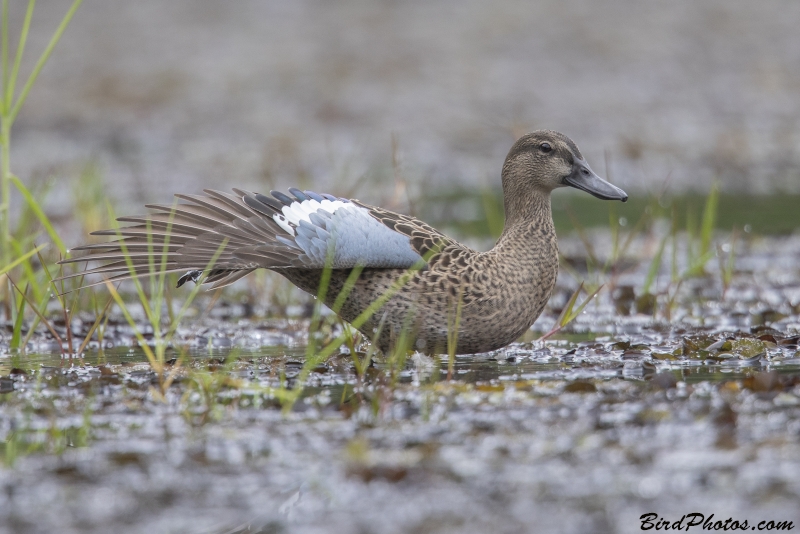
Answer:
[60,130,627,355]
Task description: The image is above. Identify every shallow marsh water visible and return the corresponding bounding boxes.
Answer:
[2,232,800,533]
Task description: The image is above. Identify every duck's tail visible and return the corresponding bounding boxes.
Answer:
[56,188,289,291]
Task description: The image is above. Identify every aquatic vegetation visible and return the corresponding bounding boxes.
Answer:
[0,7,798,532]
[3,296,800,530]
[538,281,604,341]
[0,0,83,354]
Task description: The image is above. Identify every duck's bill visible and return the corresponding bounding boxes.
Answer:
[564,164,628,202]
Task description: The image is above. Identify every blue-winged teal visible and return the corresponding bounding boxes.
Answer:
[61,130,627,354]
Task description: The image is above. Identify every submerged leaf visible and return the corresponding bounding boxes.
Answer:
[731,338,765,358]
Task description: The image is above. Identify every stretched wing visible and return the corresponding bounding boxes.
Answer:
[235,189,425,269]
[58,188,434,289]
[353,200,462,259]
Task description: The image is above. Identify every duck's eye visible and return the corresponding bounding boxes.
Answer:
[540,142,552,153]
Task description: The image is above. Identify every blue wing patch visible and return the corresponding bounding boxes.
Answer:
[292,205,424,268]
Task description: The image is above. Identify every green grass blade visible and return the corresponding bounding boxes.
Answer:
[76,294,114,356]
[8,0,82,124]
[685,207,697,270]
[10,286,25,351]
[103,280,158,366]
[165,237,229,339]
[348,258,427,334]
[566,283,604,324]
[446,289,464,380]
[10,175,66,254]
[670,205,679,282]
[104,203,158,329]
[561,285,603,327]
[7,274,63,349]
[557,282,583,328]
[684,249,716,279]
[9,236,42,301]
[1,0,8,112]
[700,181,719,256]
[20,288,49,350]
[36,246,63,306]
[0,242,46,276]
[642,232,669,295]
[6,0,35,111]
[331,265,365,314]
[287,246,345,414]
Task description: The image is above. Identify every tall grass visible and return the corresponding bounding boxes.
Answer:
[0,0,83,350]
[1,0,81,265]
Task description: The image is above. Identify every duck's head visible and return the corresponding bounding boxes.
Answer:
[502,130,628,202]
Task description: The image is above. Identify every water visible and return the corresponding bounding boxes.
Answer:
[1,232,800,533]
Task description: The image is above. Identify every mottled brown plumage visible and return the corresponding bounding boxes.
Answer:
[60,130,627,354]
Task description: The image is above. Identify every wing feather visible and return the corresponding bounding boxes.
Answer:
[59,189,459,290]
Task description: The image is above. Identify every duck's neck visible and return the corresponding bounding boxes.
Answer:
[494,186,555,251]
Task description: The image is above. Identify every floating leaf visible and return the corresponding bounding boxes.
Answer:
[731,338,765,358]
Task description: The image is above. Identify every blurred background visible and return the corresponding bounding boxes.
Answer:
[4,5,800,532]
[7,0,800,237]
